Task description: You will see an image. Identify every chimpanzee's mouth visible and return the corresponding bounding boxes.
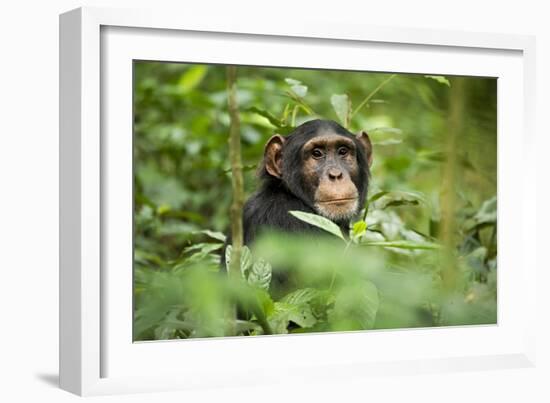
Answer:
[314,197,359,221]
[318,197,357,204]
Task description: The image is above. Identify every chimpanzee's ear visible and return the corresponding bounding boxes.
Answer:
[356,130,373,167]
[264,134,286,178]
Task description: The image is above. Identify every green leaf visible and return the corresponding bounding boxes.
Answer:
[331,94,351,127]
[268,302,317,333]
[329,281,379,330]
[177,243,223,267]
[248,259,272,290]
[284,78,301,86]
[194,230,227,242]
[289,210,345,241]
[247,106,285,129]
[368,191,390,204]
[225,245,252,278]
[178,66,208,94]
[183,242,223,255]
[474,196,497,225]
[291,84,308,98]
[352,221,367,238]
[281,288,321,305]
[425,75,451,87]
[284,78,308,98]
[234,320,261,334]
[373,190,426,210]
[240,247,252,277]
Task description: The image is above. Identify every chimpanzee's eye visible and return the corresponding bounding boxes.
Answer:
[338,146,349,156]
[311,148,324,159]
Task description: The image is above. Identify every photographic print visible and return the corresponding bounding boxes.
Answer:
[132,62,497,341]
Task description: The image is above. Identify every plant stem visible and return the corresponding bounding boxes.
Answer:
[351,74,396,119]
[286,90,315,115]
[291,105,298,127]
[440,77,465,290]
[226,65,245,336]
[362,201,370,222]
[226,66,244,279]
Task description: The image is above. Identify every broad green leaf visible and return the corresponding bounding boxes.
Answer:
[225,245,253,278]
[329,281,379,330]
[254,288,275,318]
[183,242,223,255]
[291,84,308,98]
[425,75,451,87]
[178,65,208,93]
[268,302,317,333]
[331,94,351,127]
[248,259,272,290]
[195,230,227,242]
[288,305,316,328]
[281,288,321,305]
[178,243,223,267]
[289,210,345,241]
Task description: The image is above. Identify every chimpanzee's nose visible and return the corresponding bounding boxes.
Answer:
[328,168,343,181]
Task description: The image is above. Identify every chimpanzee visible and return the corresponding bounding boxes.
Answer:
[242,119,373,245]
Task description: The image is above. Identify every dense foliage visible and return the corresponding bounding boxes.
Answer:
[133,62,497,341]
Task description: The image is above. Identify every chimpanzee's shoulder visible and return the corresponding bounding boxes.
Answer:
[243,184,316,238]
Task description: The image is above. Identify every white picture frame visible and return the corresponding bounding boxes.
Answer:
[59,6,537,396]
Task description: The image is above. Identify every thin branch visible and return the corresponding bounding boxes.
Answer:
[351,74,396,119]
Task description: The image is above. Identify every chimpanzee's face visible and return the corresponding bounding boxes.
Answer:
[301,133,362,221]
[262,120,373,225]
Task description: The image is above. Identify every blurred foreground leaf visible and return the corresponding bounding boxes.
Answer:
[329,281,379,330]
